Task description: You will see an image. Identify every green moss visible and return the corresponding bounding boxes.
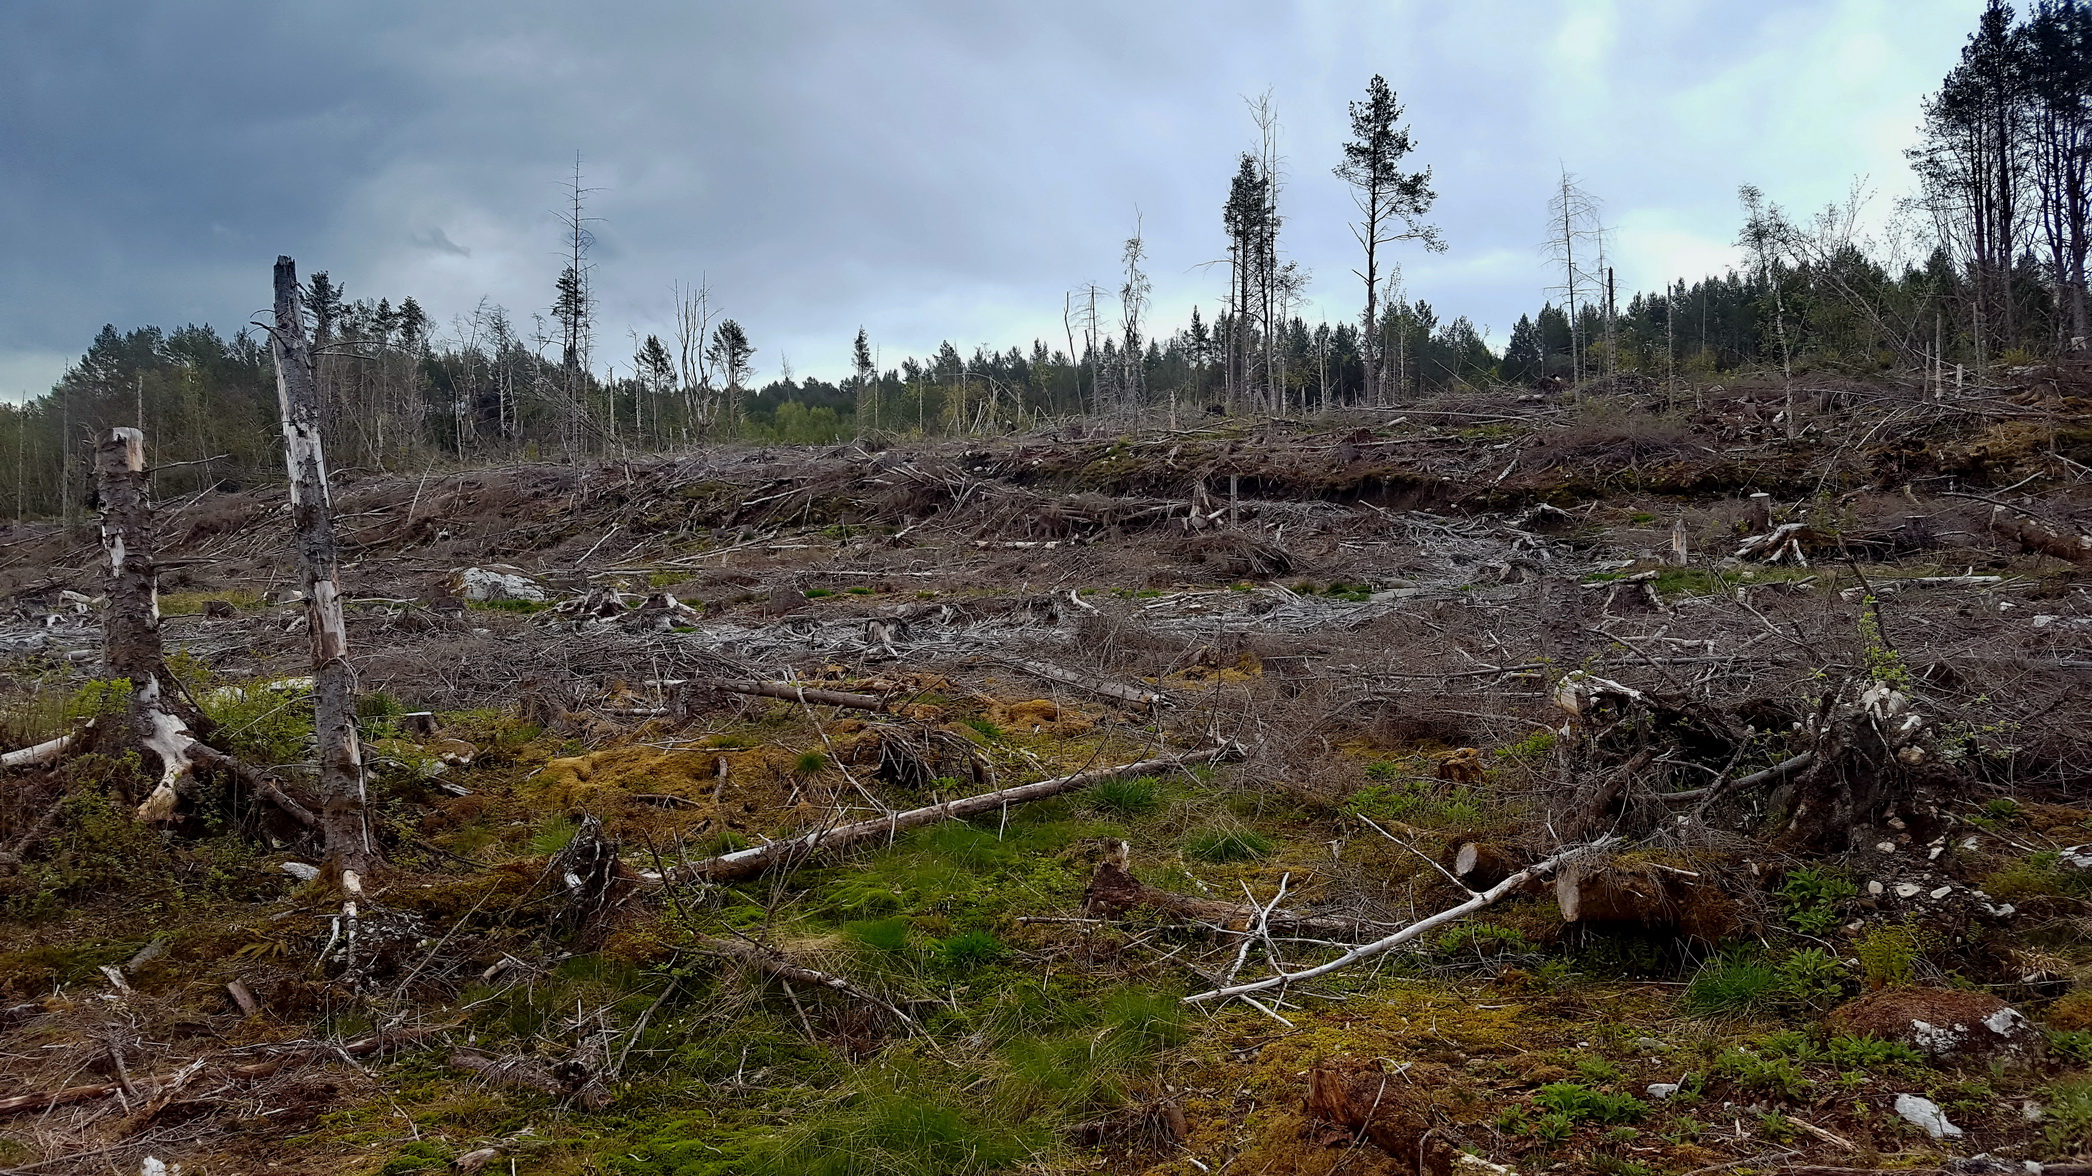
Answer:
[466,597,550,613]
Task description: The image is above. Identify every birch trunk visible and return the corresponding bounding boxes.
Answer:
[96,427,198,820]
[270,256,374,887]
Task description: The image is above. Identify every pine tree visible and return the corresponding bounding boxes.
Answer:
[1335,75,1443,405]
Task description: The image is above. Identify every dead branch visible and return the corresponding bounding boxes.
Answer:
[650,677,890,712]
[1183,839,1610,1006]
[689,934,916,1026]
[1,730,78,770]
[1987,506,2092,565]
[671,745,1238,883]
[1082,841,1372,938]
[1003,657,1165,708]
[0,1022,452,1116]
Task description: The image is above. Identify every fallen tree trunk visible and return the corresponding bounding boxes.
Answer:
[1988,507,2092,566]
[1184,839,1609,1006]
[1003,658,1164,708]
[1555,857,1737,940]
[1,731,77,770]
[672,746,1237,883]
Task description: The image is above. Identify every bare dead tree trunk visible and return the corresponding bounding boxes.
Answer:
[270,256,376,888]
[97,427,196,820]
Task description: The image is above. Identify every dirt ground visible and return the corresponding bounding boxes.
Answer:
[0,375,2089,1175]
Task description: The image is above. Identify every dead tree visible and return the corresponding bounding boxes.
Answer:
[271,256,376,886]
[96,428,196,819]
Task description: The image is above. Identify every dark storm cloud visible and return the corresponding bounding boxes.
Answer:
[0,1,1980,397]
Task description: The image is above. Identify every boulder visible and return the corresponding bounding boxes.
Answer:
[448,566,547,603]
[1830,988,2042,1066]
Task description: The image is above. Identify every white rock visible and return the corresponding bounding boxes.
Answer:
[1929,885,1953,900]
[1877,841,1898,853]
[1647,1082,1681,1100]
[1867,881,1885,896]
[2058,845,2092,872]
[1454,1155,1518,1176]
[1894,1093,1962,1139]
[452,566,548,603]
[1894,882,1923,898]
[280,862,320,882]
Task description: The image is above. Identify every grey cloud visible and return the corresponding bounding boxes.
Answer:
[0,0,1982,391]
[413,228,471,257]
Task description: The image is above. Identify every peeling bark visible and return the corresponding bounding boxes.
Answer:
[270,257,375,885]
[95,428,199,819]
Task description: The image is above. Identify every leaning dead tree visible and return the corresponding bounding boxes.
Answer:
[271,256,376,886]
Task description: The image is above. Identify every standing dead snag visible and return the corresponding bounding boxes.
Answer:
[95,428,196,819]
[270,256,375,886]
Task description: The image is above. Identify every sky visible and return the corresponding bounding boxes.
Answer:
[0,0,1983,401]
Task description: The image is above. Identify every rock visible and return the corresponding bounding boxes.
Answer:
[280,861,320,882]
[1867,880,1885,895]
[1646,1082,1681,1100]
[1832,988,2043,1066]
[449,565,547,603]
[1893,1092,1962,1139]
[2059,844,2092,873]
[203,599,237,619]
[1895,882,1923,898]
[1930,885,1953,899]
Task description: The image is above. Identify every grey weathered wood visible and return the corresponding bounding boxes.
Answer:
[673,746,1237,883]
[270,257,374,887]
[96,427,197,819]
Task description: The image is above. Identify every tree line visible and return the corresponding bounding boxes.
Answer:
[6,0,2083,519]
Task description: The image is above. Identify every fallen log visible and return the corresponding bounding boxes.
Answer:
[1184,839,1609,1006]
[1,730,77,770]
[1988,507,2092,566]
[1555,856,1737,940]
[1440,840,1525,891]
[671,746,1238,883]
[1002,657,1164,708]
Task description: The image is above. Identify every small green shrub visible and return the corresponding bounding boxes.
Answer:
[1090,775,1162,817]
[846,586,875,595]
[962,717,1003,741]
[1777,867,1856,934]
[1183,827,1274,863]
[2047,1029,2092,1064]
[1854,924,1923,990]
[803,588,835,598]
[1823,1034,1925,1068]
[2041,1076,2092,1156]
[1773,947,1849,1010]
[1711,1048,1812,1098]
[1532,1082,1648,1124]
[794,751,828,776]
